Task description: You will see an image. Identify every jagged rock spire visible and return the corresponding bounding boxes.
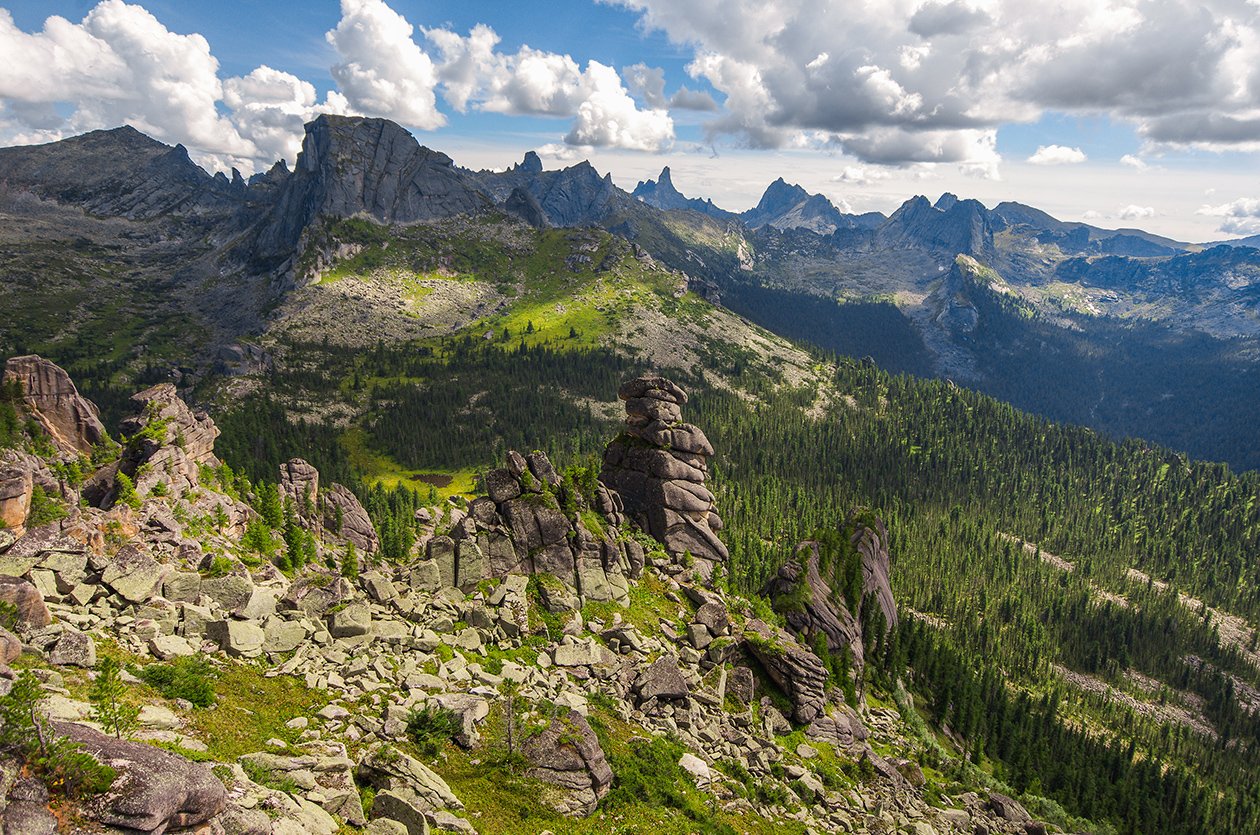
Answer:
[599,376,728,577]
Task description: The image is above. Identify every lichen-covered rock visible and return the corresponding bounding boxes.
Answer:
[55,720,227,833]
[520,710,612,816]
[2,355,106,456]
[280,458,320,524]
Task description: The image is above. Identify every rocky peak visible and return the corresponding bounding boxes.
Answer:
[517,150,543,174]
[741,178,848,234]
[255,115,491,262]
[631,166,732,219]
[877,193,995,256]
[600,376,729,577]
[0,126,241,220]
[2,355,106,457]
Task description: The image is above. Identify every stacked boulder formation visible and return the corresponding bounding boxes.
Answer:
[280,458,380,555]
[416,449,642,609]
[599,376,728,578]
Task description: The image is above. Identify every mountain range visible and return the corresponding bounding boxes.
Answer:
[2,114,1258,469]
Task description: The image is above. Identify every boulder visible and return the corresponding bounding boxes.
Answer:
[55,720,227,833]
[49,628,96,668]
[0,575,50,627]
[281,574,353,615]
[4,777,57,834]
[742,619,828,724]
[200,573,255,614]
[0,624,22,663]
[2,355,106,456]
[634,656,690,702]
[520,710,612,816]
[206,619,265,657]
[370,789,431,835]
[989,791,1032,824]
[101,545,163,604]
[357,743,463,814]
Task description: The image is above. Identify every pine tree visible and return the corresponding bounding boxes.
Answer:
[89,657,138,740]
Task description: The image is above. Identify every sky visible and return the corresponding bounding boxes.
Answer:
[1,0,1258,242]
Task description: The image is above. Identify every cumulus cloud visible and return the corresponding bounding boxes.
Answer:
[1027,145,1087,165]
[1119,154,1148,170]
[604,0,1260,169]
[326,0,444,129]
[1118,204,1156,220]
[423,29,674,150]
[669,86,719,111]
[1197,197,1260,236]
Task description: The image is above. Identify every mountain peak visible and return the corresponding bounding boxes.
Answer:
[518,150,543,174]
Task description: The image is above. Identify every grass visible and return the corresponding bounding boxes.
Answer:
[184,662,328,761]
[340,427,478,498]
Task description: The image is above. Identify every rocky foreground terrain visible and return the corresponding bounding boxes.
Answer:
[0,355,1054,834]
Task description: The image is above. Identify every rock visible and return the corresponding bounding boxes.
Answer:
[49,628,95,667]
[323,483,380,554]
[0,624,22,663]
[162,571,201,603]
[358,743,463,814]
[727,665,755,705]
[989,792,1032,824]
[741,619,828,724]
[362,571,398,602]
[263,618,308,653]
[101,544,163,604]
[678,753,712,788]
[552,638,617,668]
[520,710,612,816]
[3,355,106,456]
[201,573,255,613]
[484,469,520,503]
[0,575,50,627]
[327,603,372,637]
[634,656,690,702]
[600,376,727,573]
[280,458,320,524]
[282,574,353,615]
[0,462,32,533]
[206,619,265,656]
[370,789,431,835]
[366,820,411,835]
[3,777,57,834]
[55,720,227,833]
[149,634,196,659]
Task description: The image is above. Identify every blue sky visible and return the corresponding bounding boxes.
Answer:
[1,0,1259,241]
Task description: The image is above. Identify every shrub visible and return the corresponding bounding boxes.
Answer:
[405,705,462,756]
[137,657,218,707]
[0,672,116,798]
[114,472,140,510]
[27,485,68,527]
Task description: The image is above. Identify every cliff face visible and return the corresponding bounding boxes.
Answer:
[255,115,491,261]
[877,194,995,257]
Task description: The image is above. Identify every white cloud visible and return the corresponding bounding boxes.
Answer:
[1197,197,1260,236]
[623,63,668,108]
[565,62,673,151]
[1119,153,1148,170]
[1027,144,1086,165]
[1083,209,1102,220]
[1118,204,1156,220]
[604,0,1260,166]
[326,0,444,129]
[0,2,255,166]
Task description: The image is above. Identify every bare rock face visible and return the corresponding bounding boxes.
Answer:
[443,449,635,607]
[0,457,33,533]
[2,355,106,456]
[55,720,228,833]
[854,514,898,633]
[0,575,51,628]
[600,376,728,576]
[520,710,613,816]
[742,618,829,725]
[323,483,379,555]
[280,458,320,525]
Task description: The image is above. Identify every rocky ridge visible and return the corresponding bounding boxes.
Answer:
[0,357,1052,834]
